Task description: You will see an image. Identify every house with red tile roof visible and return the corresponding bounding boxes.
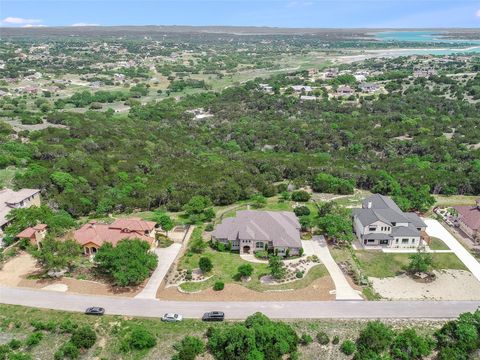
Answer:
[74,218,156,255]
[16,224,47,249]
[454,199,480,243]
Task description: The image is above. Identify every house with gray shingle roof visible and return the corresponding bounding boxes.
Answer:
[211,210,302,257]
[352,194,427,249]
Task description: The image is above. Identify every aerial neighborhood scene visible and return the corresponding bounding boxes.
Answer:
[1,0,480,359]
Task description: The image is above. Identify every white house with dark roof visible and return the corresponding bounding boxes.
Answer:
[211,210,302,257]
[352,194,427,249]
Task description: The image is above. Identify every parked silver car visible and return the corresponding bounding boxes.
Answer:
[161,313,183,322]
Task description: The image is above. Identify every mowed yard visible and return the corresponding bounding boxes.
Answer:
[177,247,329,293]
[354,251,467,278]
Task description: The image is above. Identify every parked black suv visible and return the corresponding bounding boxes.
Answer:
[202,311,224,321]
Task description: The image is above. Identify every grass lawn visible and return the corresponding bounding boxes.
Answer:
[0,304,447,360]
[433,194,478,207]
[178,247,328,293]
[356,251,467,278]
[429,237,450,250]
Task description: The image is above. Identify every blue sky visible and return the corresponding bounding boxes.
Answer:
[1,0,480,28]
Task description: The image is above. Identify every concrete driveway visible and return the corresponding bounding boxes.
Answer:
[303,237,363,300]
[424,219,480,282]
[135,243,182,299]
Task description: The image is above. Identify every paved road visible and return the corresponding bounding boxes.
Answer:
[1,286,478,319]
[304,237,363,301]
[424,219,480,282]
[135,243,182,299]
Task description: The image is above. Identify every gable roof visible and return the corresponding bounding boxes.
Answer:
[454,205,480,231]
[362,194,402,213]
[212,210,301,248]
[355,194,426,231]
[16,224,47,238]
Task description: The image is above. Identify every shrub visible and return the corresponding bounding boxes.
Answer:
[8,340,22,350]
[205,223,214,232]
[54,341,79,360]
[199,257,213,273]
[254,250,268,259]
[216,242,225,252]
[7,353,31,360]
[237,264,254,278]
[59,319,78,334]
[341,340,356,355]
[357,321,394,353]
[213,281,224,291]
[121,325,156,352]
[25,332,43,347]
[294,206,311,217]
[390,329,433,360]
[317,331,329,345]
[0,345,10,360]
[31,320,56,332]
[172,336,205,360]
[291,190,311,202]
[71,325,96,349]
[332,335,340,345]
[300,334,313,345]
[295,271,303,279]
[185,269,192,280]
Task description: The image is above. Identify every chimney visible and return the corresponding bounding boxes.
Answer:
[367,201,372,209]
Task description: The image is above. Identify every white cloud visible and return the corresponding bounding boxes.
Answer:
[71,23,100,27]
[1,17,42,25]
[21,24,46,28]
[476,9,480,17]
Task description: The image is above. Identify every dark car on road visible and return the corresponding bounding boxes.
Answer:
[202,311,224,321]
[85,307,105,315]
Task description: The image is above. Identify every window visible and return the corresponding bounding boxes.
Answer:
[367,239,375,243]
[380,240,389,245]
[369,227,376,232]
[402,238,409,244]
[396,239,399,244]
[256,242,263,249]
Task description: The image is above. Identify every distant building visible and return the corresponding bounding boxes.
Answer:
[74,218,157,255]
[454,199,480,243]
[359,82,380,93]
[300,95,317,101]
[323,68,339,79]
[413,68,436,78]
[337,85,354,96]
[259,83,273,94]
[352,194,428,249]
[291,85,312,93]
[211,210,302,257]
[0,188,41,232]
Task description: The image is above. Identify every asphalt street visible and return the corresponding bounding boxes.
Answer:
[1,286,478,319]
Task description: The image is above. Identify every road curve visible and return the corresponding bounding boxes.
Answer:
[1,286,478,319]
